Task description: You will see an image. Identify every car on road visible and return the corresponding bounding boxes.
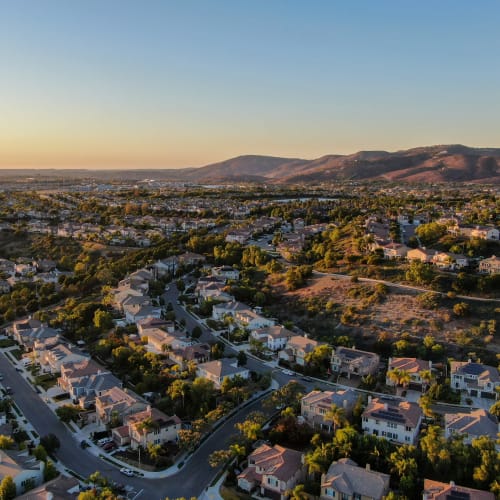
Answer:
[282,369,293,376]
[0,373,3,381]
[120,467,134,477]
[80,440,90,449]
[5,387,13,395]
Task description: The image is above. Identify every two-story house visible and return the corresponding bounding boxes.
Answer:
[386,357,433,390]
[301,389,359,432]
[237,444,304,500]
[450,360,500,399]
[250,325,294,352]
[58,359,122,408]
[196,358,249,388]
[279,336,320,366]
[0,450,44,495]
[95,386,147,427]
[320,458,390,500]
[479,255,500,275]
[406,248,435,263]
[37,342,89,374]
[331,347,380,379]
[211,266,240,281]
[423,479,495,500]
[113,407,181,449]
[362,397,423,444]
[445,409,499,447]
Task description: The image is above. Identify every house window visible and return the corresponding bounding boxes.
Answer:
[405,426,412,432]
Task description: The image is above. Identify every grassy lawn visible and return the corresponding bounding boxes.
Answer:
[34,373,58,391]
[0,339,16,348]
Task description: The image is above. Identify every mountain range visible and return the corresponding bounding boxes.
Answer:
[185,145,500,184]
[2,145,499,184]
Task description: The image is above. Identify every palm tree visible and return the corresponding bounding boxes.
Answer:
[285,484,308,500]
[325,403,346,434]
[419,369,434,393]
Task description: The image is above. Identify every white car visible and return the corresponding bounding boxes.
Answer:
[282,369,293,376]
[120,468,134,477]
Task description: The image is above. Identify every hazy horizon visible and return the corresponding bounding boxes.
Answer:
[1,1,499,169]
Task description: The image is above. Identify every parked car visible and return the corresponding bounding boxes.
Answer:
[97,437,112,446]
[80,440,90,449]
[102,442,116,452]
[120,468,134,477]
[282,369,293,376]
[5,387,13,395]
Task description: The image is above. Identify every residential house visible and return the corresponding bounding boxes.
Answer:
[212,301,248,321]
[455,224,499,241]
[237,444,304,500]
[279,336,320,366]
[11,319,59,350]
[422,479,495,500]
[112,285,145,312]
[0,449,44,495]
[320,458,390,500]
[331,347,380,379]
[250,325,294,352]
[141,328,191,354]
[431,252,469,270]
[177,252,206,267]
[115,406,181,449]
[118,268,153,293]
[58,359,122,408]
[136,317,175,336]
[211,266,240,281]
[450,360,500,399]
[123,304,162,324]
[362,397,423,444]
[196,358,249,388]
[382,242,409,259]
[386,357,432,390]
[233,308,275,331]
[37,342,89,374]
[151,256,179,278]
[167,343,211,370]
[406,248,435,263]
[95,387,147,427]
[301,389,359,432]
[196,281,234,303]
[225,229,251,244]
[479,255,500,275]
[445,409,499,447]
[17,475,80,500]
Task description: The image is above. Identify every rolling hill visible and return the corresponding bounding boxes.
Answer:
[187,145,500,184]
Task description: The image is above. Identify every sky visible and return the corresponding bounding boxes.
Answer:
[0,1,499,169]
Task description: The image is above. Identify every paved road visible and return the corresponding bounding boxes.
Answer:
[0,349,276,499]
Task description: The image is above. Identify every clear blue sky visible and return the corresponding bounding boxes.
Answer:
[1,0,499,168]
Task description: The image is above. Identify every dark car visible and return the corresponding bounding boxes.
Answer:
[80,440,90,449]
[102,441,116,452]
[5,387,13,395]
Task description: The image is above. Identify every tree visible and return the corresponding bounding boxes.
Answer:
[40,434,60,454]
[453,302,470,317]
[177,429,201,451]
[55,404,81,423]
[325,404,346,433]
[0,435,14,450]
[168,379,189,409]
[0,476,16,500]
[44,460,58,481]
[93,309,113,331]
[33,444,48,462]
[285,484,308,500]
[191,326,202,339]
[237,351,247,366]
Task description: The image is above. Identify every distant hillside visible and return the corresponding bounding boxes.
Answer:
[189,145,500,184]
[2,145,499,185]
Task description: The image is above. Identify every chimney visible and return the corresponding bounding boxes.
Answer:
[368,396,372,404]
[384,403,388,411]
[365,463,371,471]
[450,481,455,487]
